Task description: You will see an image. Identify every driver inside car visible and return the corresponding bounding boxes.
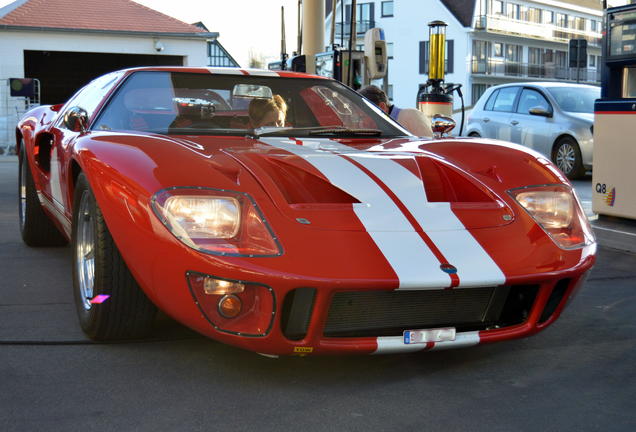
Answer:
[249,95,287,128]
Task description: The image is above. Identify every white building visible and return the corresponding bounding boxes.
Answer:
[327,0,602,109]
[0,0,237,154]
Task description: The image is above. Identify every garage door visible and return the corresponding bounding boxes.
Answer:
[24,50,184,105]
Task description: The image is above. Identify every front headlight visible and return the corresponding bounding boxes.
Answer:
[152,187,282,256]
[163,196,240,239]
[509,184,594,249]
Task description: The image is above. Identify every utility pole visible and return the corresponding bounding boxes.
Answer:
[302,0,325,74]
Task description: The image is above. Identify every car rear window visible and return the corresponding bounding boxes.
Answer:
[492,87,519,112]
[484,89,499,111]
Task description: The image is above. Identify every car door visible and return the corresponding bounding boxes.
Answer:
[46,72,124,218]
[509,87,554,156]
[483,86,520,141]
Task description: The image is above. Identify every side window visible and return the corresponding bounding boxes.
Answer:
[484,89,499,111]
[59,72,123,129]
[71,73,123,118]
[492,87,519,112]
[516,88,551,114]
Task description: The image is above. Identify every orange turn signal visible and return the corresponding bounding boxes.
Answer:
[218,295,242,318]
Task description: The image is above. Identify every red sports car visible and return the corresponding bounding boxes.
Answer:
[16,67,595,355]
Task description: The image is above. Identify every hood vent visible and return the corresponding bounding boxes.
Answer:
[260,156,360,205]
[416,156,494,203]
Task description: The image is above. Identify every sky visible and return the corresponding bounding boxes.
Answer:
[0,0,302,68]
[133,0,301,67]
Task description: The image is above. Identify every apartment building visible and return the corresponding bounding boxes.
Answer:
[326,0,603,109]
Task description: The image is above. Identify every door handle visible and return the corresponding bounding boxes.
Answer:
[483,118,490,123]
[510,120,519,126]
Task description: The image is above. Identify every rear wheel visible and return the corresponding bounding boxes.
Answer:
[468,132,481,138]
[18,144,67,246]
[72,173,156,340]
[553,137,585,180]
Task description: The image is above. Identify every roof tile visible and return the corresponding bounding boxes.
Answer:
[0,0,205,34]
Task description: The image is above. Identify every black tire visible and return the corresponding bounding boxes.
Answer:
[553,137,585,180]
[72,173,156,340]
[18,144,67,246]
[468,132,481,138]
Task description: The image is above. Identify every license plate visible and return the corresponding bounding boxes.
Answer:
[403,327,456,344]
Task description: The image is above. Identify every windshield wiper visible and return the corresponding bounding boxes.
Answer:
[307,127,382,137]
[251,126,383,138]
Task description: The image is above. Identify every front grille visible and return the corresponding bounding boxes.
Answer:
[324,286,513,338]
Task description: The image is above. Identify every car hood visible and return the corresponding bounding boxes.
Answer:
[225,136,514,232]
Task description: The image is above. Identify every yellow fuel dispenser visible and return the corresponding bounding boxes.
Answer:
[417,21,465,135]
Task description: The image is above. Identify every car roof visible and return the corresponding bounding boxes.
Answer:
[119,66,325,80]
[489,81,599,90]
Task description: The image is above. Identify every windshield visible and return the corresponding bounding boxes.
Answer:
[546,86,600,113]
[93,71,408,137]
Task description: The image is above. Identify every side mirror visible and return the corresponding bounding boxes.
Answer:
[529,106,552,118]
[63,106,88,133]
[431,115,456,138]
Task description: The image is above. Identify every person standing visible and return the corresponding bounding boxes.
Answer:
[359,85,432,137]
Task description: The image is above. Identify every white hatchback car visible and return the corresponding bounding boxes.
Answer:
[465,82,599,179]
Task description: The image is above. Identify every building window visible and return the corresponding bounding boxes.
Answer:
[208,40,239,67]
[574,16,585,31]
[357,2,374,27]
[505,44,522,75]
[494,42,503,57]
[344,2,375,35]
[381,1,393,17]
[506,3,520,20]
[556,13,568,28]
[529,47,543,64]
[491,0,504,15]
[386,84,393,101]
[544,49,554,63]
[471,40,491,73]
[387,42,394,59]
[542,10,554,24]
[555,50,568,68]
[472,84,488,105]
[589,54,596,67]
[528,7,541,23]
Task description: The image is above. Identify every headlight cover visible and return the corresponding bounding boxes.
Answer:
[152,187,282,257]
[509,184,594,250]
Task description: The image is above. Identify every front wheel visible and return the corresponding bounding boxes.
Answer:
[553,137,585,180]
[72,173,156,340]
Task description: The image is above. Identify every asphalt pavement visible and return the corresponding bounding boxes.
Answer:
[1,157,635,432]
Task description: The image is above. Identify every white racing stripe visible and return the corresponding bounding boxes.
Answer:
[373,331,480,354]
[260,137,451,289]
[323,140,506,288]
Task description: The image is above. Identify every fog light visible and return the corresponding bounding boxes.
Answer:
[218,294,242,318]
[204,277,245,295]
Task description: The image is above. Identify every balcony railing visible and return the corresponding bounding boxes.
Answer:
[470,60,600,83]
[334,20,375,39]
[474,15,602,47]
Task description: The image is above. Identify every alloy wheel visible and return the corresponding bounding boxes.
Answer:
[76,190,95,310]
